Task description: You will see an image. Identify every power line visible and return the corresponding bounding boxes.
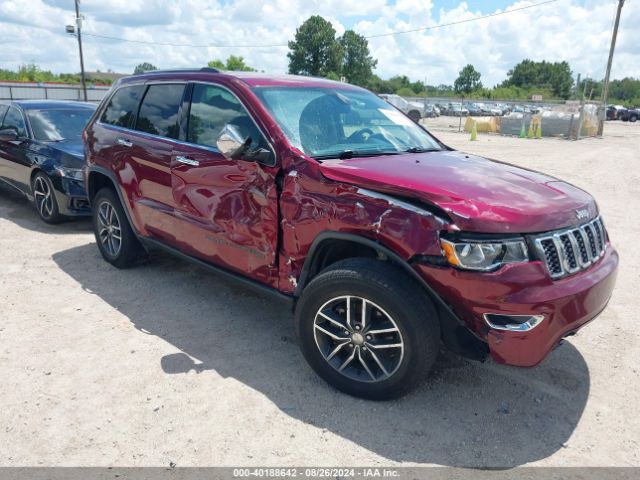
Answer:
[80,0,560,49]
[366,0,560,38]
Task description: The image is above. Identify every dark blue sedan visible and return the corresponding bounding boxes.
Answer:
[0,100,96,223]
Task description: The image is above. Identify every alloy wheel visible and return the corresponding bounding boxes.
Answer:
[97,200,122,257]
[33,176,54,219]
[313,295,405,383]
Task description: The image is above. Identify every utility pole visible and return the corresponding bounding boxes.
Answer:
[599,0,625,135]
[74,0,88,101]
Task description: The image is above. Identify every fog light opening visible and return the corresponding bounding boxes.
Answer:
[483,313,545,332]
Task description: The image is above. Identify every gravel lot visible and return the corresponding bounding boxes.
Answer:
[1,120,638,468]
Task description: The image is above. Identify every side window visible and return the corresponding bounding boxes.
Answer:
[2,107,27,137]
[134,84,185,139]
[187,84,264,151]
[100,85,145,128]
[0,105,8,124]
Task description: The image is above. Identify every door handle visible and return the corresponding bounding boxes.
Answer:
[176,155,200,166]
[117,138,133,147]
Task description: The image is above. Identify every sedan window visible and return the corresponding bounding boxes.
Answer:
[27,108,95,141]
[2,106,27,138]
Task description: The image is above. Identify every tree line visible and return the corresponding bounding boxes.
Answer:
[1,15,638,106]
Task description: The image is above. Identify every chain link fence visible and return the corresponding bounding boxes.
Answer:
[405,96,604,139]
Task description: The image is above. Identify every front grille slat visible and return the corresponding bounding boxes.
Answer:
[572,229,589,265]
[534,216,608,280]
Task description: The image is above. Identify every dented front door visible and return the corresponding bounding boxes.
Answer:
[170,83,279,287]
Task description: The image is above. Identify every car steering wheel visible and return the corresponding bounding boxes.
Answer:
[347,128,375,143]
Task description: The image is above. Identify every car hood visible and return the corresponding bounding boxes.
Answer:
[319,150,597,233]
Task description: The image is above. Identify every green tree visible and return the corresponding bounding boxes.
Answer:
[207,56,256,72]
[287,15,342,77]
[338,30,377,86]
[502,59,573,99]
[454,64,482,94]
[133,63,157,74]
[207,59,226,69]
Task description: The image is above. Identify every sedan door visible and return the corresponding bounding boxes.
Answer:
[170,83,280,287]
[0,106,31,192]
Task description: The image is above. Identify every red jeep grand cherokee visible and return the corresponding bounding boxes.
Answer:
[84,68,618,399]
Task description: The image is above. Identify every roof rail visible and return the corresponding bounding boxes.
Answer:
[134,67,221,75]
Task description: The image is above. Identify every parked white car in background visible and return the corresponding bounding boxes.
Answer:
[378,94,424,122]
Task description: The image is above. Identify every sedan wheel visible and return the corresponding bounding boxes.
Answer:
[32,173,62,224]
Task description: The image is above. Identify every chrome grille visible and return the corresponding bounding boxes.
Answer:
[533,216,607,279]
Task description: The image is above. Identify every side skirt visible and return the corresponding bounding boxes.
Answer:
[139,236,294,308]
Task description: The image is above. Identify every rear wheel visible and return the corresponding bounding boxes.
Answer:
[295,258,440,400]
[32,172,63,224]
[93,187,144,268]
[630,115,638,123]
[408,110,421,123]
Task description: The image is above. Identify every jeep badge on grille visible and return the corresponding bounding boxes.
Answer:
[576,209,590,220]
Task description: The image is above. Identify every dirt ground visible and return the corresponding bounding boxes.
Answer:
[0,120,638,468]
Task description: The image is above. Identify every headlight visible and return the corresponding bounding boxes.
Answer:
[55,166,84,181]
[440,238,528,271]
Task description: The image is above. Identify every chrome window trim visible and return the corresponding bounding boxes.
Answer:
[96,80,278,167]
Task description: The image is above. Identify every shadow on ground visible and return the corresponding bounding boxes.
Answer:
[50,240,591,468]
[0,182,91,234]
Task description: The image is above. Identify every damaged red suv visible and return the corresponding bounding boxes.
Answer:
[84,69,618,399]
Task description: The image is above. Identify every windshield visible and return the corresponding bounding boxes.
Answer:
[26,108,95,141]
[252,86,442,159]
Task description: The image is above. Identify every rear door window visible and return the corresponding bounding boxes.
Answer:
[2,106,27,138]
[100,85,145,128]
[134,84,185,139]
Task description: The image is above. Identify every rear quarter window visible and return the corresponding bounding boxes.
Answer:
[100,85,145,128]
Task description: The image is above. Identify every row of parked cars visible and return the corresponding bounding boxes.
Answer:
[606,104,639,122]
[378,94,548,120]
[0,69,618,400]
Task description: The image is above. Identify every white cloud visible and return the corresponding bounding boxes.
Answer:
[1,0,638,85]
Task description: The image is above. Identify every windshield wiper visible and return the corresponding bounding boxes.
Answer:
[313,150,403,161]
[403,147,442,153]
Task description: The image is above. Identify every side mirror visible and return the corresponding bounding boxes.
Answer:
[216,124,249,160]
[0,129,18,142]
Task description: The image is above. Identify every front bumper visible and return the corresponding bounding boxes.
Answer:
[415,244,618,366]
[52,177,91,217]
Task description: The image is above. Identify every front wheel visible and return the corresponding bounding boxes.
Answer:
[93,188,145,268]
[32,172,63,224]
[295,258,440,400]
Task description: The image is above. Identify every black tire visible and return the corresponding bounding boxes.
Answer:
[408,110,421,123]
[93,187,144,268]
[630,115,637,123]
[295,258,440,400]
[31,172,63,224]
